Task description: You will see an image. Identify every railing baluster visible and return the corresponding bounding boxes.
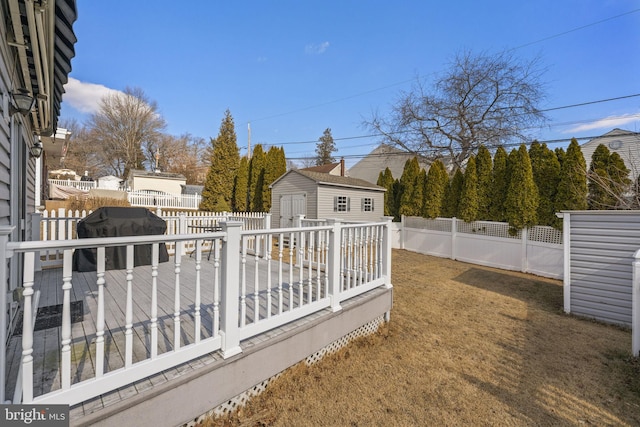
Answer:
[95,247,106,376]
[125,245,134,367]
[278,233,283,314]
[307,231,313,302]
[298,229,304,306]
[254,240,260,322]
[20,252,35,402]
[213,239,220,336]
[240,236,247,327]
[150,244,159,358]
[266,233,272,318]
[61,249,73,388]
[288,231,294,309]
[173,242,182,350]
[194,240,202,343]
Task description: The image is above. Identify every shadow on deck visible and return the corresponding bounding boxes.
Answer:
[5,255,392,427]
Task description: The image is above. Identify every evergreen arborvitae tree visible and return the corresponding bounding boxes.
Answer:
[505,144,538,231]
[489,146,508,222]
[588,144,631,209]
[392,179,402,220]
[607,152,631,207]
[232,156,249,211]
[262,146,287,211]
[529,141,561,227]
[315,128,336,165]
[422,160,448,218]
[555,147,565,168]
[377,167,396,217]
[475,146,493,220]
[200,110,240,212]
[248,144,266,212]
[459,156,479,222]
[555,138,587,213]
[398,157,424,217]
[443,169,464,218]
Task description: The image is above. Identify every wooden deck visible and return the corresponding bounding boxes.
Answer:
[4,251,326,418]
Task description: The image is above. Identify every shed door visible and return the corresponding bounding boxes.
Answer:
[280,194,306,228]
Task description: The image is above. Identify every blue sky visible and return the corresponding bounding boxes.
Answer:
[61,1,640,167]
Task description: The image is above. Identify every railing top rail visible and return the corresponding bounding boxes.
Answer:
[7,231,226,255]
[240,225,333,236]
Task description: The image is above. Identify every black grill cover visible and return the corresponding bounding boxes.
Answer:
[73,207,169,271]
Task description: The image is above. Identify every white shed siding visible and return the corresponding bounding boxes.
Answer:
[317,186,385,222]
[568,211,640,326]
[270,173,318,228]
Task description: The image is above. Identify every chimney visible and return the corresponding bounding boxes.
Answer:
[340,157,345,176]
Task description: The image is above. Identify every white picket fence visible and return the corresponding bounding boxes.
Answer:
[34,209,269,269]
[398,216,563,279]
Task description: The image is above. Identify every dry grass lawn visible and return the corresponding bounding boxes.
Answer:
[204,249,640,426]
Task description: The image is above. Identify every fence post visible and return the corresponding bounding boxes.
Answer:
[381,216,393,290]
[179,213,187,255]
[263,213,272,259]
[451,217,457,261]
[0,226,14,403]
[521,227,529,274]
[220,221,243,358]
[31,213,42,272]
[560,213,571,313]
[326,219,342,312]
[294,215,305,267]
[633,249,640,357]
[58,208,66,241]
[400,215,405,250]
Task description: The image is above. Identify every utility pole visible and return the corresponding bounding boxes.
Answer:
[247,122,252,160]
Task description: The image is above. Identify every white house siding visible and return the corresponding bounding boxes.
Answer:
[270,173,318,228]
[565,211,640,326]
[0,2,13,225]
[316,185,385,223]
[132,176,186,195]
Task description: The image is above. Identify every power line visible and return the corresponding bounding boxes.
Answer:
[511,8,640,51]
[255,93,640,148]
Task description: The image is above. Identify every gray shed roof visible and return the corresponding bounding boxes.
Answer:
[271,169,385,191]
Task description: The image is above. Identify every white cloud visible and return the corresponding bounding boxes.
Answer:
[305,41,330,55]
[62,77,122,114]
[563,113,640,133]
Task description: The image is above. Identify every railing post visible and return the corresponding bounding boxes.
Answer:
[294,214,305,267]
[633,249,640,357]
[0,226,14,403]
[326,219,342,312]
[220,221,243,358]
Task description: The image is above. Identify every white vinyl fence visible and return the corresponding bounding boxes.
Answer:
[398,216,563,279]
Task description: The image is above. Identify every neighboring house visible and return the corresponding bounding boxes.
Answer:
[300,159,346,176]
[580,128,640,183]
[270,169,385,228]
[126,169,187,195]
[97,175,123,190]
[182,184,204,196]
[348,143,431,183]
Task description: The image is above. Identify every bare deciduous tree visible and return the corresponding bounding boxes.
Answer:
[156,133,209,184]
[366,50,547,171]
[88,87,166,177]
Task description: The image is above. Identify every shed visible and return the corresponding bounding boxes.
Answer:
[270,169,386,228]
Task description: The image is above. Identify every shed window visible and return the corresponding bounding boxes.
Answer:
[362,198,374,212]
[334,196,350,212]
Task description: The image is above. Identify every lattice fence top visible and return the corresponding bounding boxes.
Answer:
[528,225,563,245]
[456,220,520,239]
[404,217,452,232]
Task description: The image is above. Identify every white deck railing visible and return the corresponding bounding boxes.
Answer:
[0,218,392,405]
[48,179,97,191]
